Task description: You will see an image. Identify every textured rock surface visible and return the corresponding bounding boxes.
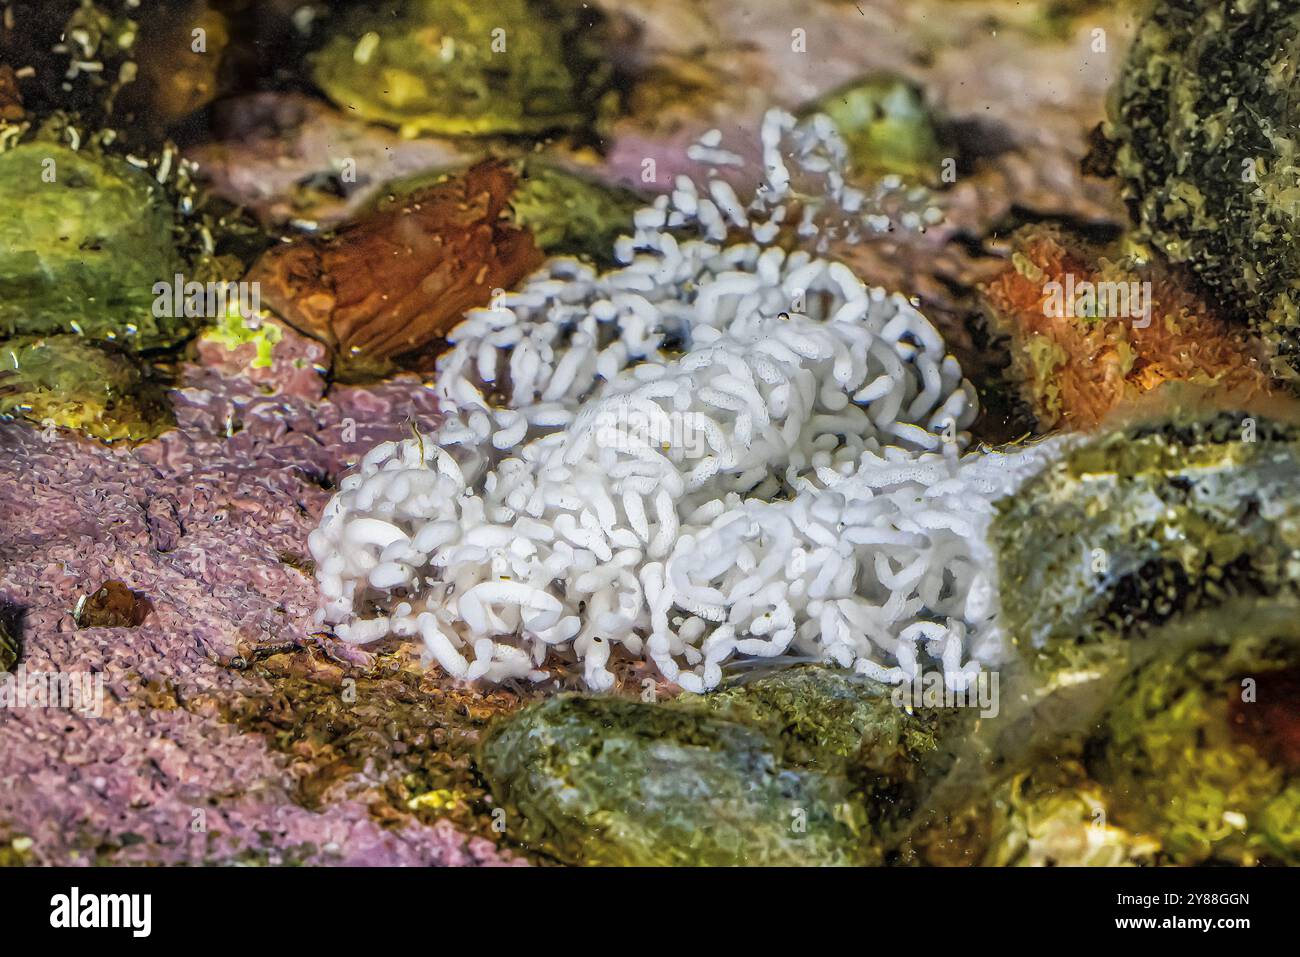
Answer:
[0,145,185,349]
[0,349,524,865]
[1087,599,1300,865]
[980,228,1273,431]
[0,336,175,444]
[1109,0,1300,378]
[995,411,1300,682]
[480,668,963,865]
[310,0,616,138]
[247,161,544,366]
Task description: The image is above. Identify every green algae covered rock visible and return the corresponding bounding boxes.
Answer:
[903,761,1161,867]
[994,412,1300,682]
[370,159,642,265]
[902,598,1300,866]
[801,75,944,183]
[1109,0,1300,377]
[506,162,642,264]
[310,0,615,138]
[700,667,966,833]
[0,335,174,443]
[1086,599,1300,865]
[0,143,187,350]
[480,668,965,866]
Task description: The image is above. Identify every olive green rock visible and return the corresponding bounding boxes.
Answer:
[1086,599,1300,865]
[994,412,1300,681]
[0,335,174,443]
[0,143,187,350]
[801,75,944,183]
[902,598,1300,866]
[371,159,642,265]
[480,667,964,866]
[310,0,615,138]
[1109,0,1300,377]
[507,162,642,265]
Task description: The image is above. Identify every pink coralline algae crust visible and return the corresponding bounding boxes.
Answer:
[0,344,523,866]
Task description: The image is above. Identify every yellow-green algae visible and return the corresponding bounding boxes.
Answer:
[0,143,188,349]
[1087,599,1300,865]
[994,411,1300,682]
[479,667,965,866]
[1108,0,1300,377]
[370,159,643,265]
[800,75,945,183]
[0,335,174,443]
[506,162,643,265]
[899,596,1300,866]
[310,0,616,138]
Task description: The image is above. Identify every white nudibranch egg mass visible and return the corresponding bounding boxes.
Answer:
[308,109,1058,692]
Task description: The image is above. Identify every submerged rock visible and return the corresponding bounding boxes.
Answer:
[980,227,1272,431]
[0,335,174,443]
[480,668,964,865]
[801,75,944,183]
[1108,0,1300,378]
[248,160,544,367]
[905,598,1300,866]
[994,411,1300,681]
[903,761,1160,867]
[498,161,642,265]
[310,0,616,138]
[0,144,186,349]
[370,159,643,266]
[1086,599,1300,865]
[75,581,153,629]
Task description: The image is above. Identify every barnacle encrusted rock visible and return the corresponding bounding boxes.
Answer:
[480,668,960,865]
[309,0,615,138]
[0,143,187,349]
[981,227,1272,430]
[1108,0,1300,378]
[1085,599,1300,865]
[800,75,945,183]
[994,410,1300,681]
[0,335,174,443]
[248,160,544,365]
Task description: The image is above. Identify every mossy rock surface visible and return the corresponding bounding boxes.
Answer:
[1086,599,1300,865]
[1109,0,1300,377]
[480,667,964,866]
[994,412,1300,681]
[506,162,642,264]
[310,0,615,138]
[371,159,642,265]
[0,143,187,350]
[801,75,944,183]
[0,335,174,443]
